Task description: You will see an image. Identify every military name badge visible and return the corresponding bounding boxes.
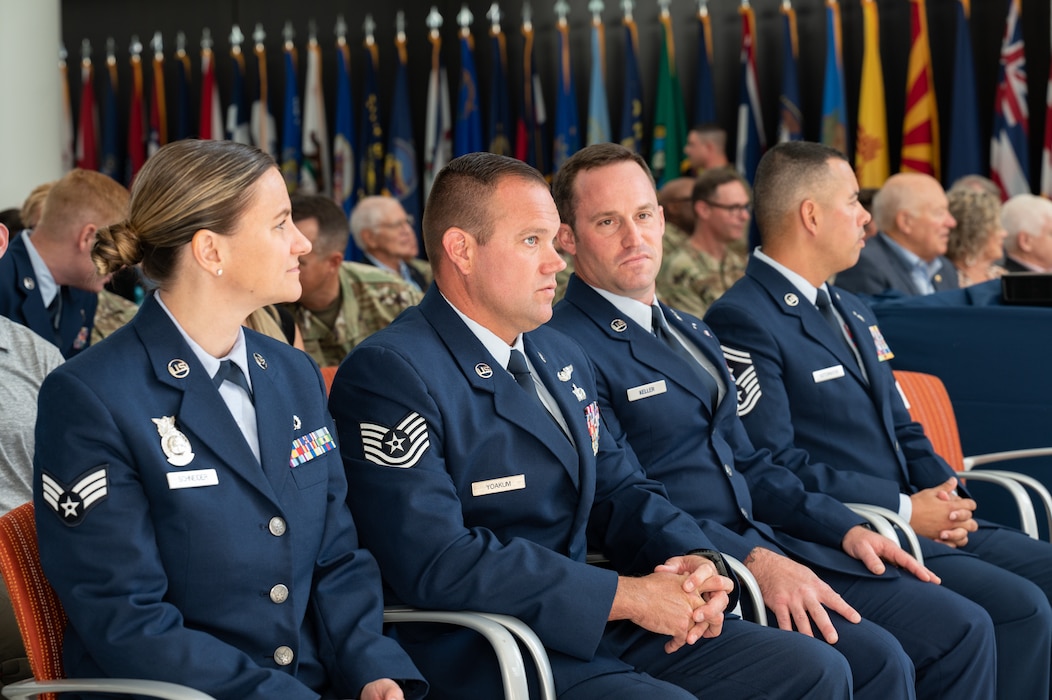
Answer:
[584,401,601,456]
[153,416,195,466]
[869,325,894,362]
[41,467,108,526]
[360,411,431,468]
[290,427,337,467]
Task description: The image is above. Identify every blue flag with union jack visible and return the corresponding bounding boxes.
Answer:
[990,0,1030,198]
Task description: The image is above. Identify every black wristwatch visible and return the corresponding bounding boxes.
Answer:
[686,548,731,579]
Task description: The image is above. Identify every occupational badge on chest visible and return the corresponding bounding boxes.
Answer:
[152,416,195,466]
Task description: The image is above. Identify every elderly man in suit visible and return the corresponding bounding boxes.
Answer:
[834,172,958,296]
[1001,194,1052,273]
[549,142,995,700]
[330,152,854,700]
[706,140,1052,700]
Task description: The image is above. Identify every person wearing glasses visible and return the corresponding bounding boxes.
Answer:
[354,196,432,293]
[657,167,751,318]
[286,195,423,368]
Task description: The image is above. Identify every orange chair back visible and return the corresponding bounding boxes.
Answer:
[320,365,339,396]
[0,502,66,698]
[892,370,966,472]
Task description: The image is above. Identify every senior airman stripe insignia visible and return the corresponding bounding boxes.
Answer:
[360,412,430,468]
[721,345,763,417]
[41,467,108,526]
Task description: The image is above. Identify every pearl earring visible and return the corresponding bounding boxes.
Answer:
[216,268,223,277]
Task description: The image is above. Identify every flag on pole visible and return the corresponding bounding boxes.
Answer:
[127,38,147,183]
[553,10,580,170]
[199,31,223,141]
[333,21,357,221]
[172,34,193,142]
[855,0,888,187]
[1042,38,1052,198]
[148,33,168,157]
[60,46,75,172]
[945,0,982,186]
[301,32,331,195]
[586,9,611,146]
[735,2,765,184]
[358,28,384,199]
[455,15,483,157]
[487,13,512,155]
[820,1,847,155]
[250,26,277,158]
[619,11,643,153]
[227,27,251,144]
[424,11,452,200]
[777,2,802,143]
[990,0,1030,199]
[76,42,99,171]
[385,19,421,237]
[695,3,717,127]
[901,0,940,179]
[281,27,302,193]
[517,10,549,175]
[650,5,687,187]
[99,43,120,180]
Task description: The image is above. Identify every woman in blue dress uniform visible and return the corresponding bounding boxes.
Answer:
[33,140,426,700]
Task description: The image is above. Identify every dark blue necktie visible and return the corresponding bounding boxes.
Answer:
[652,305,719,410]
[508,349,568,441]
[815,289,854,356]
[213,360,254,402]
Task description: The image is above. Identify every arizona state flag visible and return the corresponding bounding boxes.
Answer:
[650,8,687,187]
[778,2,802,143]
[855,0,888,187]
[619,13,643,153]
[553,14,579,170]
[901,0,940,179]
[990,0,1030,199]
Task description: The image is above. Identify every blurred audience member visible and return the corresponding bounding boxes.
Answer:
[684,124,730,172]
[858,187,879,240]
[657,167,749,317]
[285,194,421,367]
[19,181,54,229]
[946,188,1006,287]
[836,173,957,296]
[949,174,1001,199]
[657,177,695,249]
[0,170,128,357]
[1001,194,1052,273]
[352,196,431,292]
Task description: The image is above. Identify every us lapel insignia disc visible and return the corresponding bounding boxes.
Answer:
[784,293,799,307]
[253,352,267,370]
[557,365,574,382]
[167,359,190,379]
[475,362,493,378]
[152,416,195,466]
[293,415,302,430]
[610,318,628,333]
[22,277,35,291]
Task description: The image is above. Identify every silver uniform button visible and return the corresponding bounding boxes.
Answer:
[270,584,289,604]
[269,517,287,536]
[273,646,294,666]
[723,464,733,477]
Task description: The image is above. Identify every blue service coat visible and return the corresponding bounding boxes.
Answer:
[34,294,425,700]
[330,287,726,692]
[834,232,959,297]
[550,276,887,577]
[0,232,96,358]
[705,257,974,561]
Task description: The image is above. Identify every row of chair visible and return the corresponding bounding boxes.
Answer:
[1,370,1047,699]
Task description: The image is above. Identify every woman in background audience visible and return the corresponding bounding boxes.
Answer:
[946,188,1007,287]
[33,139,425,700]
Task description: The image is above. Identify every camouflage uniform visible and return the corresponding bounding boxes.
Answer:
[90,290,140,345]
[662,222,689,259]
[656,245,747,319]
[286,262,422,367]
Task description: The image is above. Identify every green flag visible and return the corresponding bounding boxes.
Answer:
[649,12,687,187]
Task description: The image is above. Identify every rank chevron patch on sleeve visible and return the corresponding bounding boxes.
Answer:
[40,467,108,526]
[360,412,431,468]
[721,345,763,417]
